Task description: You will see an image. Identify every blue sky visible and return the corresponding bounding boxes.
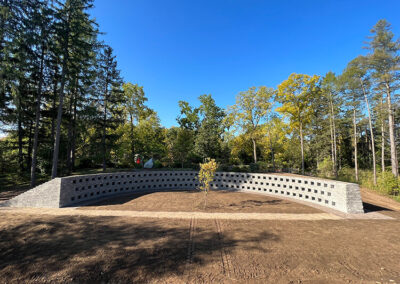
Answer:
[91,0,400,128]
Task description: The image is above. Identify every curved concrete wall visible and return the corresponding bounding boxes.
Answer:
[4,171,364,213]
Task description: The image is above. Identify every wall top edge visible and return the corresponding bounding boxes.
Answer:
[215,172,355,186]
[59,170,356,186]
[61,170,198,179]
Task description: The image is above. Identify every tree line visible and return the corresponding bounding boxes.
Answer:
[172,19,400,187]
[0,1,399,191]
[0,0,131,186]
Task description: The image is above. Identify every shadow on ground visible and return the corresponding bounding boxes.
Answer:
[81,190,200,207]
[229,199,285,208]
[362,201,393,213]
[0,215,279,282]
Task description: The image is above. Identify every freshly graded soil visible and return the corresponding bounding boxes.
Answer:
[0,190,399,283]
[79,190,322,214]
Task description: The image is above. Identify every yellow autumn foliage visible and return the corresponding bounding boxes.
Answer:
[198,158,218,195]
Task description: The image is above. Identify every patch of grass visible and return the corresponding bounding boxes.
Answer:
[321,167,400,203]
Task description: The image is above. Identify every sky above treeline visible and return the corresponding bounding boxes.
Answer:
[91,0,400,128]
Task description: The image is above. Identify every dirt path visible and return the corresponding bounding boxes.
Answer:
[361,187,400,211]
[1,207,345,220]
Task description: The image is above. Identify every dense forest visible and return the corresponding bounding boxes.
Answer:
[0,0,399,197]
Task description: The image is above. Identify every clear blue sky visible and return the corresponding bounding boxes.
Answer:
[91,0,400,128]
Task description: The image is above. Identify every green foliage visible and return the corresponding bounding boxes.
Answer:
[122,83,149,123]
[249,162,259,172]
[317,157,334,178]
[249,161,270,172]
[176,94,225,161]
[227,86,275,163]
[165,127,195,168]
[1,12,400,198]
[194,94,225,159]
[376,172,400,196]
[336,166,357,183]
[276,73,320,174]
[133,113,166,161]
[260,116,289,170]
[177,101,200,130]
[326,167,399,201]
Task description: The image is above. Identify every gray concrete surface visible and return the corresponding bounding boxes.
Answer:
[4,171,364,213]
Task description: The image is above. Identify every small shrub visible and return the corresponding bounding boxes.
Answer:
[218,164,231,172]
[257,161,270,172]
[317,157,334,178]
[359,170,374,190]
[152,160,163,168]
[376,172,400,196]
[230,165,249,172]
[337,166,356,183]
[249,163,259,172]
[198,158,218,209]
[77,158,95,169]
[229,157,241,165]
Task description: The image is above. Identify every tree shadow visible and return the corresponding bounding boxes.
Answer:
[0,189,27,202]
[80,189,201,207]
[0,215,279,282]
[229,199,284,208]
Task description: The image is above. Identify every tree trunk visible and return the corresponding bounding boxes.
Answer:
[102,86,108,172]
[271,145,275,172]
[102,103,107,172]
[66,93,74,175]
[361,79,376,185]
[338,137,342,171]
[385,83,398,177]
[0,0,7,101]
[51,11,71,179]
[26,120,33,173]
[353,107,359,182]
[204,190,207,210]
[51,72,67,178]
[251,137,257,163]
[71,93,77,172]
[30,56,43,186]
[330,97,338,177]
[130,113,135,163]
[329,108,335,174]
[66,77,78,174]
[299,121,304,175]
[17,96,24,174]
[381,96,385,173]
[50,67,59,147]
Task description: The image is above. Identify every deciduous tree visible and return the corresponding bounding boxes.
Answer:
[276,74,319,174]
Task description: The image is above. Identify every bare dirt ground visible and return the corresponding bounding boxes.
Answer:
[0,190,399,283]
[79,190,321,214]
[361,187,400,212]
[0,189,26,202]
